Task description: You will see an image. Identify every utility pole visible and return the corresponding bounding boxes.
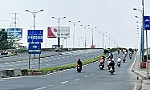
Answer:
[12,13,19,48]
[13,13,18,28]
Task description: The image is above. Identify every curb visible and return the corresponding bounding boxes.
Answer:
[130,52,142,90]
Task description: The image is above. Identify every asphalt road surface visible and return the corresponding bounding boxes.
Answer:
[0,51,137,90]
[0,49,103,70]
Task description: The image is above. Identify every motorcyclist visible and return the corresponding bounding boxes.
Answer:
[99,57,105,68]
[109,53,113,59]
[117,57,121,62]
[108,58,115,72]
[117,57,121,66]
[77,59,82,68]
[100,57,105,64]
[118,49,120,54]
[129,51,132,57]
[122,54,126,62]
[107,57,112,70]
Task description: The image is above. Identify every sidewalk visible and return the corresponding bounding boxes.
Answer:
[131,51,150,90]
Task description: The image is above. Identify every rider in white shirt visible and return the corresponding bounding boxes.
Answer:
[117,57,121,62]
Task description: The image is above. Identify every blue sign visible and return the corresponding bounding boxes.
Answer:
[144,16,150,30]
[28,30,43,43]
[7,28,23,39]
[28,43,41,54]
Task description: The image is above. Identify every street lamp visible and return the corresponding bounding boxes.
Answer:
[135,16,142,19]
[78,37,82,47]
[80,25,90,50]
[52,17,66,53]
[25,9,43,30]
[104,32,108,48]
[96,30,100,47]
[133,0,148,78]
[133,7,144,62]
[95,30,103,48]
[69,20,80,48]
[133,8,142,13]
[88,27,97,48]
[25,9,43,69]
[107,34,111,48]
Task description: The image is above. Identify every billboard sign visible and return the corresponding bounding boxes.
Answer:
[27,30,43,43]
[47,26,70,38]
[7,28,22,39]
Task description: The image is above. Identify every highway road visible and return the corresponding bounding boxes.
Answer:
[0,49,103,70]
[0,51,137,90]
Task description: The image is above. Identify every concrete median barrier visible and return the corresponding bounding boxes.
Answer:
[14,69,22,76]
[21,69,28,76]
[2,70,14,78]
[0,71,3,78]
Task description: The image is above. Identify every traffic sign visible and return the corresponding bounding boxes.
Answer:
[144,16,150,30]
[28,43,41,54]
[27,30,43,43]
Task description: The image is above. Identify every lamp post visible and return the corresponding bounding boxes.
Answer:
[88,27,97,48]
[108,34,111,48]
[104,32,108,48]
[78,37,82,47]
[133,0,148,78]
[25,9,43,30]
[97,31,100,47]
[69,20,80,48]
[95,30,102,48]
[135,15,143,64]
[133,7,144,62]
[52,17,66,53]
[80,25,90,50]
[25,9,43,69]
[102,32,105,49]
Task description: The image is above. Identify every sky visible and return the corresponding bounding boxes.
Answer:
[0,0,149,49]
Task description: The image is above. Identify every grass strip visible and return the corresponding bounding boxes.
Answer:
[29,54,108,74]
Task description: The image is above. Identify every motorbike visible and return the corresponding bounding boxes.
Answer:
[77,64,82,72]
[117,61,121,67]
[109,66,115,74]
[129,54,132,59]
[123,58,126,63]
[129,55,132,59]
[99,63,104,70]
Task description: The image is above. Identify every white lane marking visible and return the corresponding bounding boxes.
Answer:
[75,79,80,81]
[91,73,94,75]
[61,81,69,84]
[34,86,47,90]
[48,85,54,87]
[84,75,88,77]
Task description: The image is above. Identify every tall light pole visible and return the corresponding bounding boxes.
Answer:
[133,7,144,62]
[78,37,82,47]
[108,34,111,48]
[26,9,43,69]
[97,31,100,47]
[80,25,90,50]
[104,32,108,48]
[52,17,66,53]
[95,30,103,48]
[69,20,80,48]
[133,0,148,78]
[25,9,43,30]
[102,32,105,49]
[88,27,96,48]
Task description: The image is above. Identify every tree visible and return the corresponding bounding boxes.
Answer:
[0,28,9,50]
